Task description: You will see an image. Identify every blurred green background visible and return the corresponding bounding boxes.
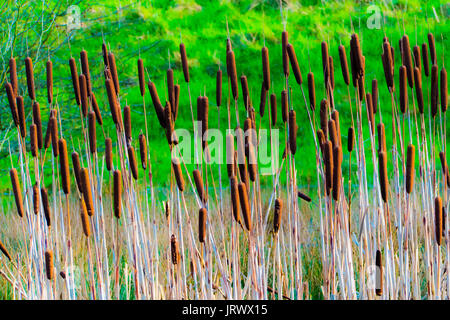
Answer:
[0,0,448,195]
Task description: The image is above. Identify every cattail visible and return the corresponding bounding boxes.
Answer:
[399,65,408,114]
[331,110,341,147]
[240,75,250,110]
[138,134,147,170]
[347,127,354,152]
[372,79,378,114]
[81,168,94,216]
[366,93,375,133]
[413,45,421,74]
[332,145,342,201]
[289,110,298,155]
[226,133,235,178]
[44,113,53,149]
[338,45,350,86]
[9,57,18,96]
[308,72,316,111]
[414,67,424,114]
[281,90,288,123]
[259,82,267,117]
[435,196,443,246]
[401,35,414,88]
[16,96,26,138]
[321,41,329,86]
[199,208,206,243]
[137,58,145,96]
[270,93,277,126]
[287,43,302,85]
[32,101,43,150]
[50,116,58,157]
[79,74,89,117]
[113,170,122,219]
[128,145,138,180]
[328,119,338,149]
[193,169,206,203]
[91,93,103,126]
[30,124,38,157]
[238,182,251,231]
[377,123,387,153]
[167,68,175,112]
[108,52,120,95]
[41,187,51,227]
[0,241,11,261]
[298,191,312,202]
[216,69,222,107]
[80,197,91,237]
[165,201,170,221]
[273,198,283,233]
[378,151,388,203]
[247,142,257,182]
[350,34,364,78]
[45,250,54,280]
[382,42,394,90]
[10,168,23,218]
[69,57,81,105]
[148,81,166,128]
[282,31,289,76]
[87,111,97,154]
[5,82,18,126]
[324,140,333,195]
[227,50,238,100]
[46,59,53,104]
[171,234,180,265]
[25,56,35,100]
[357,75,365,102]
[105,138,113,172]
[375,249,383,296]
[124,105,132,143]
[58,139,70,195]
[172,157,185,192]
[71,152,83,193]
[80,50,92,97]
[441,67,447,113]
[320,99,328,138]
[180,43,190,83]
[262,46,271,90]
[428,33,436,65]
[230,176,240,223]
[431,64,439,118]
[163,102,174,146]
[422,43,429,77]
[32,183,39,215]
[106,78,120,126]
[406,144,415,194]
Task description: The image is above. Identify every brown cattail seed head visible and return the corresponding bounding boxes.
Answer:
[431,64,439,118]
[401,35,414,88]
[428,33,436,65]
[32,102,43,150]
[32,183,39,215]
[366,93,375,134]
[44,113,54,149]
[5,82,18,126]
[262,46,270,90]
[321,41,330,85]
[199,208,207,243]
[81,168,94,216]
[289,110,298,155]
[69,57,81,105]
[71,152,83,193]
[193,169,206,203]
[25,56,35,100]
[382,42,394,90]
[375,250,383,296]
[9,58,18,97]
[138,134,147,170]
[406,144,415,194]
[230,176,240,223]
[377,123,387,153]
[298,191,312,202]
[435,196,443,246]
[328,119,338,149]
[30,124,38,157]
[124,105,132,143]
[88,112,96,154]
[308,72,316,111]
[414,67,424,114]
[259,82,267,117]
[282,31,289,76]
[105,137,113,172]
[172,157,185,192]
[50,117,59,157]
[281,90,288,123]
[113,170,122,219]
[171,235,180,265]
[45,250,54,280]
[137,58,145,96]
[41,187,51,227]
[0,241,11,261]
[338,45,350,86]
[324,140,333,195]
[347,127,354,152]
[372,79,378,114]
[247,142,257,182]
[332,145,342,201]
[273,198,283,233]
[79,74,89,117]
[378,151,389,203]
[240,75,250,110]
[108,52,120,95]
[227,50,239,100]
[148,81,166,128]
[422,43,429,77]
[46,59,53,104]
[106,78,120,126]
[441,67,447,113]
[270,93,277,126]
[17,96,26,138]
[91,93,103,126]
[238,182,251,231]
[180,43,190,83]
[10,168,24,218]
[128,145,138,180]
[80,50,92,96]
[226,133,235,178]
[80,197,91,237]
[59,139,70,195]
[287,43,302,85]
[413,45,421,74]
